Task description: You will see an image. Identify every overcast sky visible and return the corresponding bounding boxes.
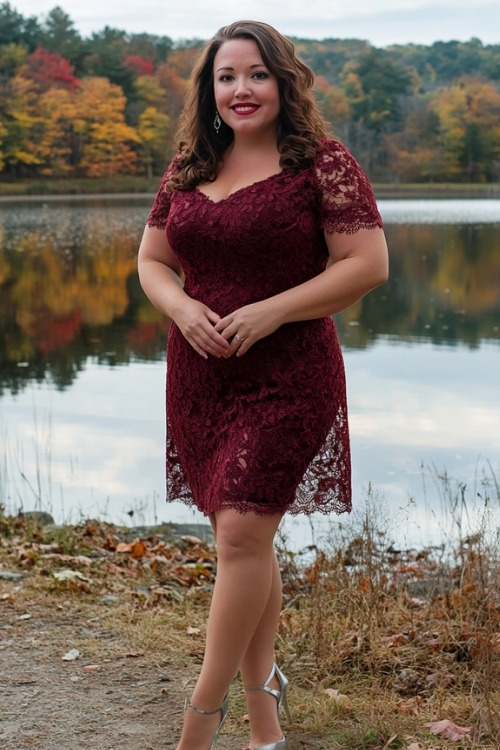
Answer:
[9,0,500,47]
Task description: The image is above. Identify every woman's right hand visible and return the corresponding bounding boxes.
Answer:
[172,299,230,359]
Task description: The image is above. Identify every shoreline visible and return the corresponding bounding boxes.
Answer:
[0,184,499,202]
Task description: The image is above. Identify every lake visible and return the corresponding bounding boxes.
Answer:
[0,196,499,551]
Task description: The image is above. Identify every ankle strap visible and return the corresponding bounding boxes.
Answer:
[243,663,276,693]
[188,703,222,715]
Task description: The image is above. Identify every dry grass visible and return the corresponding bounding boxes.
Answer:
[1,481,500,749]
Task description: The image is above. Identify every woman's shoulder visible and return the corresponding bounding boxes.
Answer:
[312,137,375,190]
[312,138,383,232]
[146,153,183,229]
[314,138,360,170]
[162,152,183,183]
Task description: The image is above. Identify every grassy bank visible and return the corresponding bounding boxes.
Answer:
[374,182,500,199]
[0,175,157,197]
[1,498,499,749]
[0,176,499,200]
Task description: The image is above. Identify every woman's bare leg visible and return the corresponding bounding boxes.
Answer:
[239,550,285,747]
[176,508,282,750]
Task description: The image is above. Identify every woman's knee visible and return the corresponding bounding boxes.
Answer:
[214,510,281,561]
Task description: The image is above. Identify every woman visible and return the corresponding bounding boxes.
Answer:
[138,19,388,750]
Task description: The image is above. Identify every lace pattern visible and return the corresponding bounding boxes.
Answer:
[147,139,382,517]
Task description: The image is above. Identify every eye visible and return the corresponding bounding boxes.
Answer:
[218,74,234,82]
[252,70,269,80]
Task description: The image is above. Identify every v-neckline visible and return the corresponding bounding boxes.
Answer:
[195,171,284,204]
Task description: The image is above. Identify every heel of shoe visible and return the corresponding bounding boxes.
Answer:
[273,664,291,723]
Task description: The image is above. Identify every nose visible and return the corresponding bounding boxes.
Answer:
[234,76,252,97]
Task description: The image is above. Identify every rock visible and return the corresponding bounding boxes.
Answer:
[23,511,55,526]
[0,571,23,581]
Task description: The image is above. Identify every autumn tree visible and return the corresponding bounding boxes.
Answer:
[76,77,139,177]
[383,105,444,182]
[166,46,200,79]
[125,32,173,64]
[29,77,140,177]
[314,74,350,137]
[155,62,187,121]
[432,76,500,181]
[126,71,174,173]
[126,73,166,126]
[0,73,40,174]
[1,18,500,183]
[124,54,154,78]
[33,86,78,175]
[349,48,412,134]
[38,6,85,69]
[0,117,7,170]
[25,47,79,92]
[0,41,27,78]
[83,27,134,98]
[137,106,171,178]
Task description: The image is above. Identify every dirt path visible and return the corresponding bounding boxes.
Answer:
[0,518,333,749]
[0,588,328,750]
[0,591,249,750]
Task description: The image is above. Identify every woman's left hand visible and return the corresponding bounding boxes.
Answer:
[214,300,282,357]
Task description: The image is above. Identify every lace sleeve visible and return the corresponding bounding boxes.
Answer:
[315,139,383,234]
[146,156,179,230]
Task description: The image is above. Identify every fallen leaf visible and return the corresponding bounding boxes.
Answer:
[425,718,472,741]
[53,569,91,582]
[386,632,407,646]
[426,671,456,687]
[397,697,421,715]
[62,649,81,661]
[324,688,348,701]
[41,552,93,566]
[130,538,147,559]
[186,626,201,635]
[17,613,32,620]
[83,664,101,671]
[406,743,424,750]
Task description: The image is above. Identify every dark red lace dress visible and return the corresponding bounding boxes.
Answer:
[146,139,383,517]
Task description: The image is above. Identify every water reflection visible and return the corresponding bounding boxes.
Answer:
[343,222,500,348]
[0,200,168,394]
[0,198,499,396]
[0,198,499,546]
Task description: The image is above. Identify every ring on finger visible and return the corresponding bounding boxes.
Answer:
[234,333,245,343]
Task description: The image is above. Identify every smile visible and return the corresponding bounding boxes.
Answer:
[231,104,260,115]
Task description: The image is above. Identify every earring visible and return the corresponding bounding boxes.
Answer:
[214,110,221,133]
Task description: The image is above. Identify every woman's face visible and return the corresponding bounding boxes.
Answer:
[212,38,281,139]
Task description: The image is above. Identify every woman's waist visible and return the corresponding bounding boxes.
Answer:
[183,275,323,316]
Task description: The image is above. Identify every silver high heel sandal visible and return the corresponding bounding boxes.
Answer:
[243,663,291,750]
[187,693,229,750]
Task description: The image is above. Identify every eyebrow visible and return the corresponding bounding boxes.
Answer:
[215,63,267,72]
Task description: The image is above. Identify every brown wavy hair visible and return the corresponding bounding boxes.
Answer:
[168,20,330,190]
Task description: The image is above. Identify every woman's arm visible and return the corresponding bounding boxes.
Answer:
[272,225,388,321]
[138,225,229,359]
[214,225,388,356]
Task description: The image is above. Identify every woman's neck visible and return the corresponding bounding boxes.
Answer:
[223,135,280,167]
